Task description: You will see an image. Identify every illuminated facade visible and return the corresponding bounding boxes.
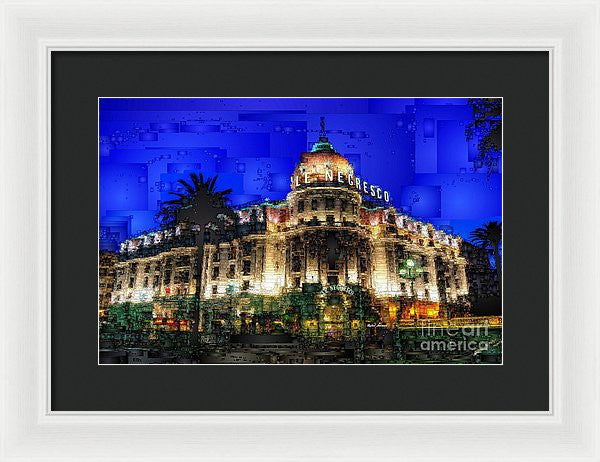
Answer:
[199,131,469,324]
[110,129,469,336]
[99,251,118,317]
[111,243,199,304]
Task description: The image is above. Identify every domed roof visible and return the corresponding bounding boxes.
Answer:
[290,118,355,190]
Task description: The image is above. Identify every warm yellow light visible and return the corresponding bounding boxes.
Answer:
[388,305,397,323]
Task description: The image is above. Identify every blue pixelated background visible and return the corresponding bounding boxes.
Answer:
[99,98,501,251]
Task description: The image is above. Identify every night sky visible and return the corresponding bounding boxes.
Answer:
[99,98,502,251]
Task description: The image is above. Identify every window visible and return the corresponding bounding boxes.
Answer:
[311,199,318,211]
[327,274,339,285]
[128,277,135,289]
[176,256,191,266]
[153,275,160,288]
[341,200,347,212]
[326,215,334,225]
[227,248,236,260]
[424,289,430,299]
[143,277,149,288]
[423,273,429,283]
[298,200,304,213]
[242,260,251,276]
[360,257,367,273]
[212,285,218,295]
[242,242,252,256]
[130,263,138,274]
[212,252,220,262]
[292,256,301,272]
[294,277,301,288]
[400,282,406,292]
[211,267,220,279]
[228,265,236,278]
[242,280,250,291]
[144,264,151,273]
[116,281,122,290]
[325,197,334,210]
[164,270,171,284]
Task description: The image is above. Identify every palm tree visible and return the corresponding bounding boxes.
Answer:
[470,221,502,286]
[156,172,234,347]
[156,173,232,227]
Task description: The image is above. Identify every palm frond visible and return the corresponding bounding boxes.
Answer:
[189,172,202,191]
[156,172,234,229]
[469,221,502,249]
[208,175,218,193]
[162,198,188,207]
[168,192,190,200]
[177,179,196,196]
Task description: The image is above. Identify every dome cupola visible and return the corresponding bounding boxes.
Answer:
[290,117,355,190]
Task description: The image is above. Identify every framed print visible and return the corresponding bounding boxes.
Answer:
[53,52,545,412]
[1,1,599,461]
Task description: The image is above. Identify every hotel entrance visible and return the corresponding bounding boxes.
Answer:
[321,302,347,340]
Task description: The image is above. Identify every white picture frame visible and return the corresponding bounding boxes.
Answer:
[1,0,598,460]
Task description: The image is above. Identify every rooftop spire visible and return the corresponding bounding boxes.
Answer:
[311,116,336,152]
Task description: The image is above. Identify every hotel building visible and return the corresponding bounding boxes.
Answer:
[109,129,469,336]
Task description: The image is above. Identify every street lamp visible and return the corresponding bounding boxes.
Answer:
[398,257,423,320]
[358,278,364,362]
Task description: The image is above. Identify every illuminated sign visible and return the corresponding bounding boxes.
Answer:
[321,284,355,296]
[291,169,391,202]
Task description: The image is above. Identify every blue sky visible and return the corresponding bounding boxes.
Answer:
[99,98,501,250]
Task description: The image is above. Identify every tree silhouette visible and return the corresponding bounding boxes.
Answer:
[465,98,502,176]
[469,221,502,286]
[156,172,235,346]
[156,173,232,228]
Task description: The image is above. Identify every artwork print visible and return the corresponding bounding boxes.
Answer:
[99,98,502,364]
